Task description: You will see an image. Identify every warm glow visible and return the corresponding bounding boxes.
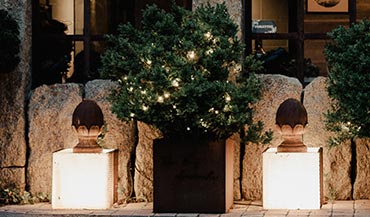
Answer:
[172,78,180,87]
[204,31,212,39]
[142,105,149,111]
[164,92,170,98]
[52,149,115,209]
[205,49,214,55]
[225,93,231,102]
[263,148,322,209]
[157,96,164,103]
[187,51,196,60]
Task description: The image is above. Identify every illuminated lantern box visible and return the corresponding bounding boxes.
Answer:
[52,148,117,209]
[263,147,323,209]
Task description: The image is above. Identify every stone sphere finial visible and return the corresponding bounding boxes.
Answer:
[72,99,104,153]
[275,98,307,152]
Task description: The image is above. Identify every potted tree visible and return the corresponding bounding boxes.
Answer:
[324,19,370,146]
[100,2,269,213]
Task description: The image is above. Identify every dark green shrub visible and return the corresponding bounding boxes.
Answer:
[100,3,271,142]
[324,19,370,146]
[0,9,20,73]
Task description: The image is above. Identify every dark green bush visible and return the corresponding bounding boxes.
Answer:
[324,19,370,146]
[0,9,20,73]
[100,3,271,142]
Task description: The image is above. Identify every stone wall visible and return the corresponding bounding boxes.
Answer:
[0,0,369,203]
[2,75,370,202]
[27,84,83,195]
[0,0,31,191]
[304,77,352,200]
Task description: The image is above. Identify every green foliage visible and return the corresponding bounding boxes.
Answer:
[100,3,268,141]
[0,9,20,73]
[324,19,370,146]
[0,187,49,205]
[0,187,22,205]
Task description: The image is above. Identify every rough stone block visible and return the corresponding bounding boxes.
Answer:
[0,168,25,191]
[0,0,32,190]
[134,121,162,202]
[27,83,83,196]
[304,77,352,200]
[353,138,370,199]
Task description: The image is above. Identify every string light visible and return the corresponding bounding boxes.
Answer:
[205,49,214,55]
[204,31,212,39]
[142,105,149,111]
[164,92,170,98]
[187,51,196,60]
[172,78,180,87]
[157,96,164,103]
[225,93,231,102]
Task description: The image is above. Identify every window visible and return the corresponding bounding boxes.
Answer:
[32,0,191,88]
[244,0,362,85]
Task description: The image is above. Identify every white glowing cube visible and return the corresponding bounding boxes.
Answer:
[263,147,323,209]
[52,149,116,209]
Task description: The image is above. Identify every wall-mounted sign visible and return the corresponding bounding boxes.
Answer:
[307,0,348,13]
[252,20,277,33]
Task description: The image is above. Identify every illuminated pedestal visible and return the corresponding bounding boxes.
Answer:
[52,149,117,209]
[263,147,323,209]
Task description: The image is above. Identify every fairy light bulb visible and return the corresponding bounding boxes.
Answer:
[172,78,180,87]
[157,96,164,103]
[206,49,214,55]
[225,93,231,102]
[204,31,212,39]
[164,92,170,98]
[187,51,196,60]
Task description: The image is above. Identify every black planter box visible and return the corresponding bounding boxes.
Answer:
[153,137,234,213]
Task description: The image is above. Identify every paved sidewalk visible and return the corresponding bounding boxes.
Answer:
[1,200,370,216]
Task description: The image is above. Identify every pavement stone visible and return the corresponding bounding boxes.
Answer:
[0,200,370,216]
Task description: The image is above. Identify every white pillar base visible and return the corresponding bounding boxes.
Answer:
[52,148,116,209]
[263,147,323,209]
